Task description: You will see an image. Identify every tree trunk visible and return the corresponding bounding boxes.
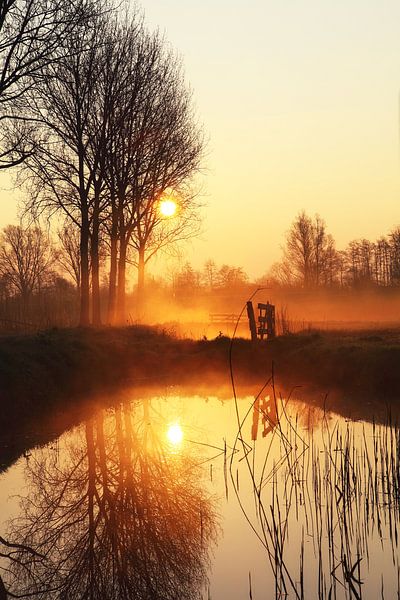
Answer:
[20,288,30,324]
[91,207,101,326]
[79,216,90,326]
[107,205,118,324]
[116,237,127,324]
[137,244,145,315]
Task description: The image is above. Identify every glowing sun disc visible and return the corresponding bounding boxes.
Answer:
[159,199,177,217]
[167,423,183,445]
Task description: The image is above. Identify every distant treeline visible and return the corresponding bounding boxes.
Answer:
[264,212,400,290]
[171,212,400,295]
[0,225,78,329]
[0,224,252,328]
[1,212,400,331]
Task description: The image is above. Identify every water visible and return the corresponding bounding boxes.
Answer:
[0,389,399,599]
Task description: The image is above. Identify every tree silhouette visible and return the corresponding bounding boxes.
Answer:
[0,0,91,168]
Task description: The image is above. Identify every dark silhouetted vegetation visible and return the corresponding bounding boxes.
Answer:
[1,326,400,448]
[265,211,400,290]
[3,1,203,328]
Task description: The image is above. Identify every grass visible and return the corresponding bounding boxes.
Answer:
[0,325,400,470]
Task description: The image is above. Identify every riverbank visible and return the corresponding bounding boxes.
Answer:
[1,325,400,404]
[1,325,400,450]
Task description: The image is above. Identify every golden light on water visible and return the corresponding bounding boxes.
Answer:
[159,198,177,217]
[167,423,183,445]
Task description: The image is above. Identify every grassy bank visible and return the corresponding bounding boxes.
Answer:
[1,325,400,462]
[1,325,400,409]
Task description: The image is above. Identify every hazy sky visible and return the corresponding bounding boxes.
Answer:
[143,0,400,277]
[1,0,400,279]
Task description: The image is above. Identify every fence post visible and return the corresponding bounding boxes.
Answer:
[267,304,276,338]
[246,301,257,343]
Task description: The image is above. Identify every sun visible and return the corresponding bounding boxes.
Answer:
[159,198,177,217]
[167,423,183,446]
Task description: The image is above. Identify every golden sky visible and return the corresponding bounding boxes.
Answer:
[143,0,400,278]
[1,0,400,279]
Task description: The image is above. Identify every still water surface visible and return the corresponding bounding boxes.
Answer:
[0,390,399,599]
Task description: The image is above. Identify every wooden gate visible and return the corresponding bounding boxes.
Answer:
[246,301,276,341]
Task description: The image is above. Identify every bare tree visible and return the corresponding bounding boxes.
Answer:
[14,8,203,327]
[17,8,110,326]
[0,0,90,168]
[0,223,56,305]
[312,215,337,287]
[281,212,339,288]
[389,227,400,285]
[374,236,391,286]
[173,262,201,296]
[216,264,248,288]
[202,258,217,289]
[267,260,294,287]
[100,13,158,324]
[57,222,81,289]
[283,212,315,287]
[129,188,202,306]
[345,239,375,287]
[97,15,204,324]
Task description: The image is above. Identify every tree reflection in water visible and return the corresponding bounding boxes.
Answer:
[4,401,217,599]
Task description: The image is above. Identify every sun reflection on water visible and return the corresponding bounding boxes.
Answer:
[167,422,184,446]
